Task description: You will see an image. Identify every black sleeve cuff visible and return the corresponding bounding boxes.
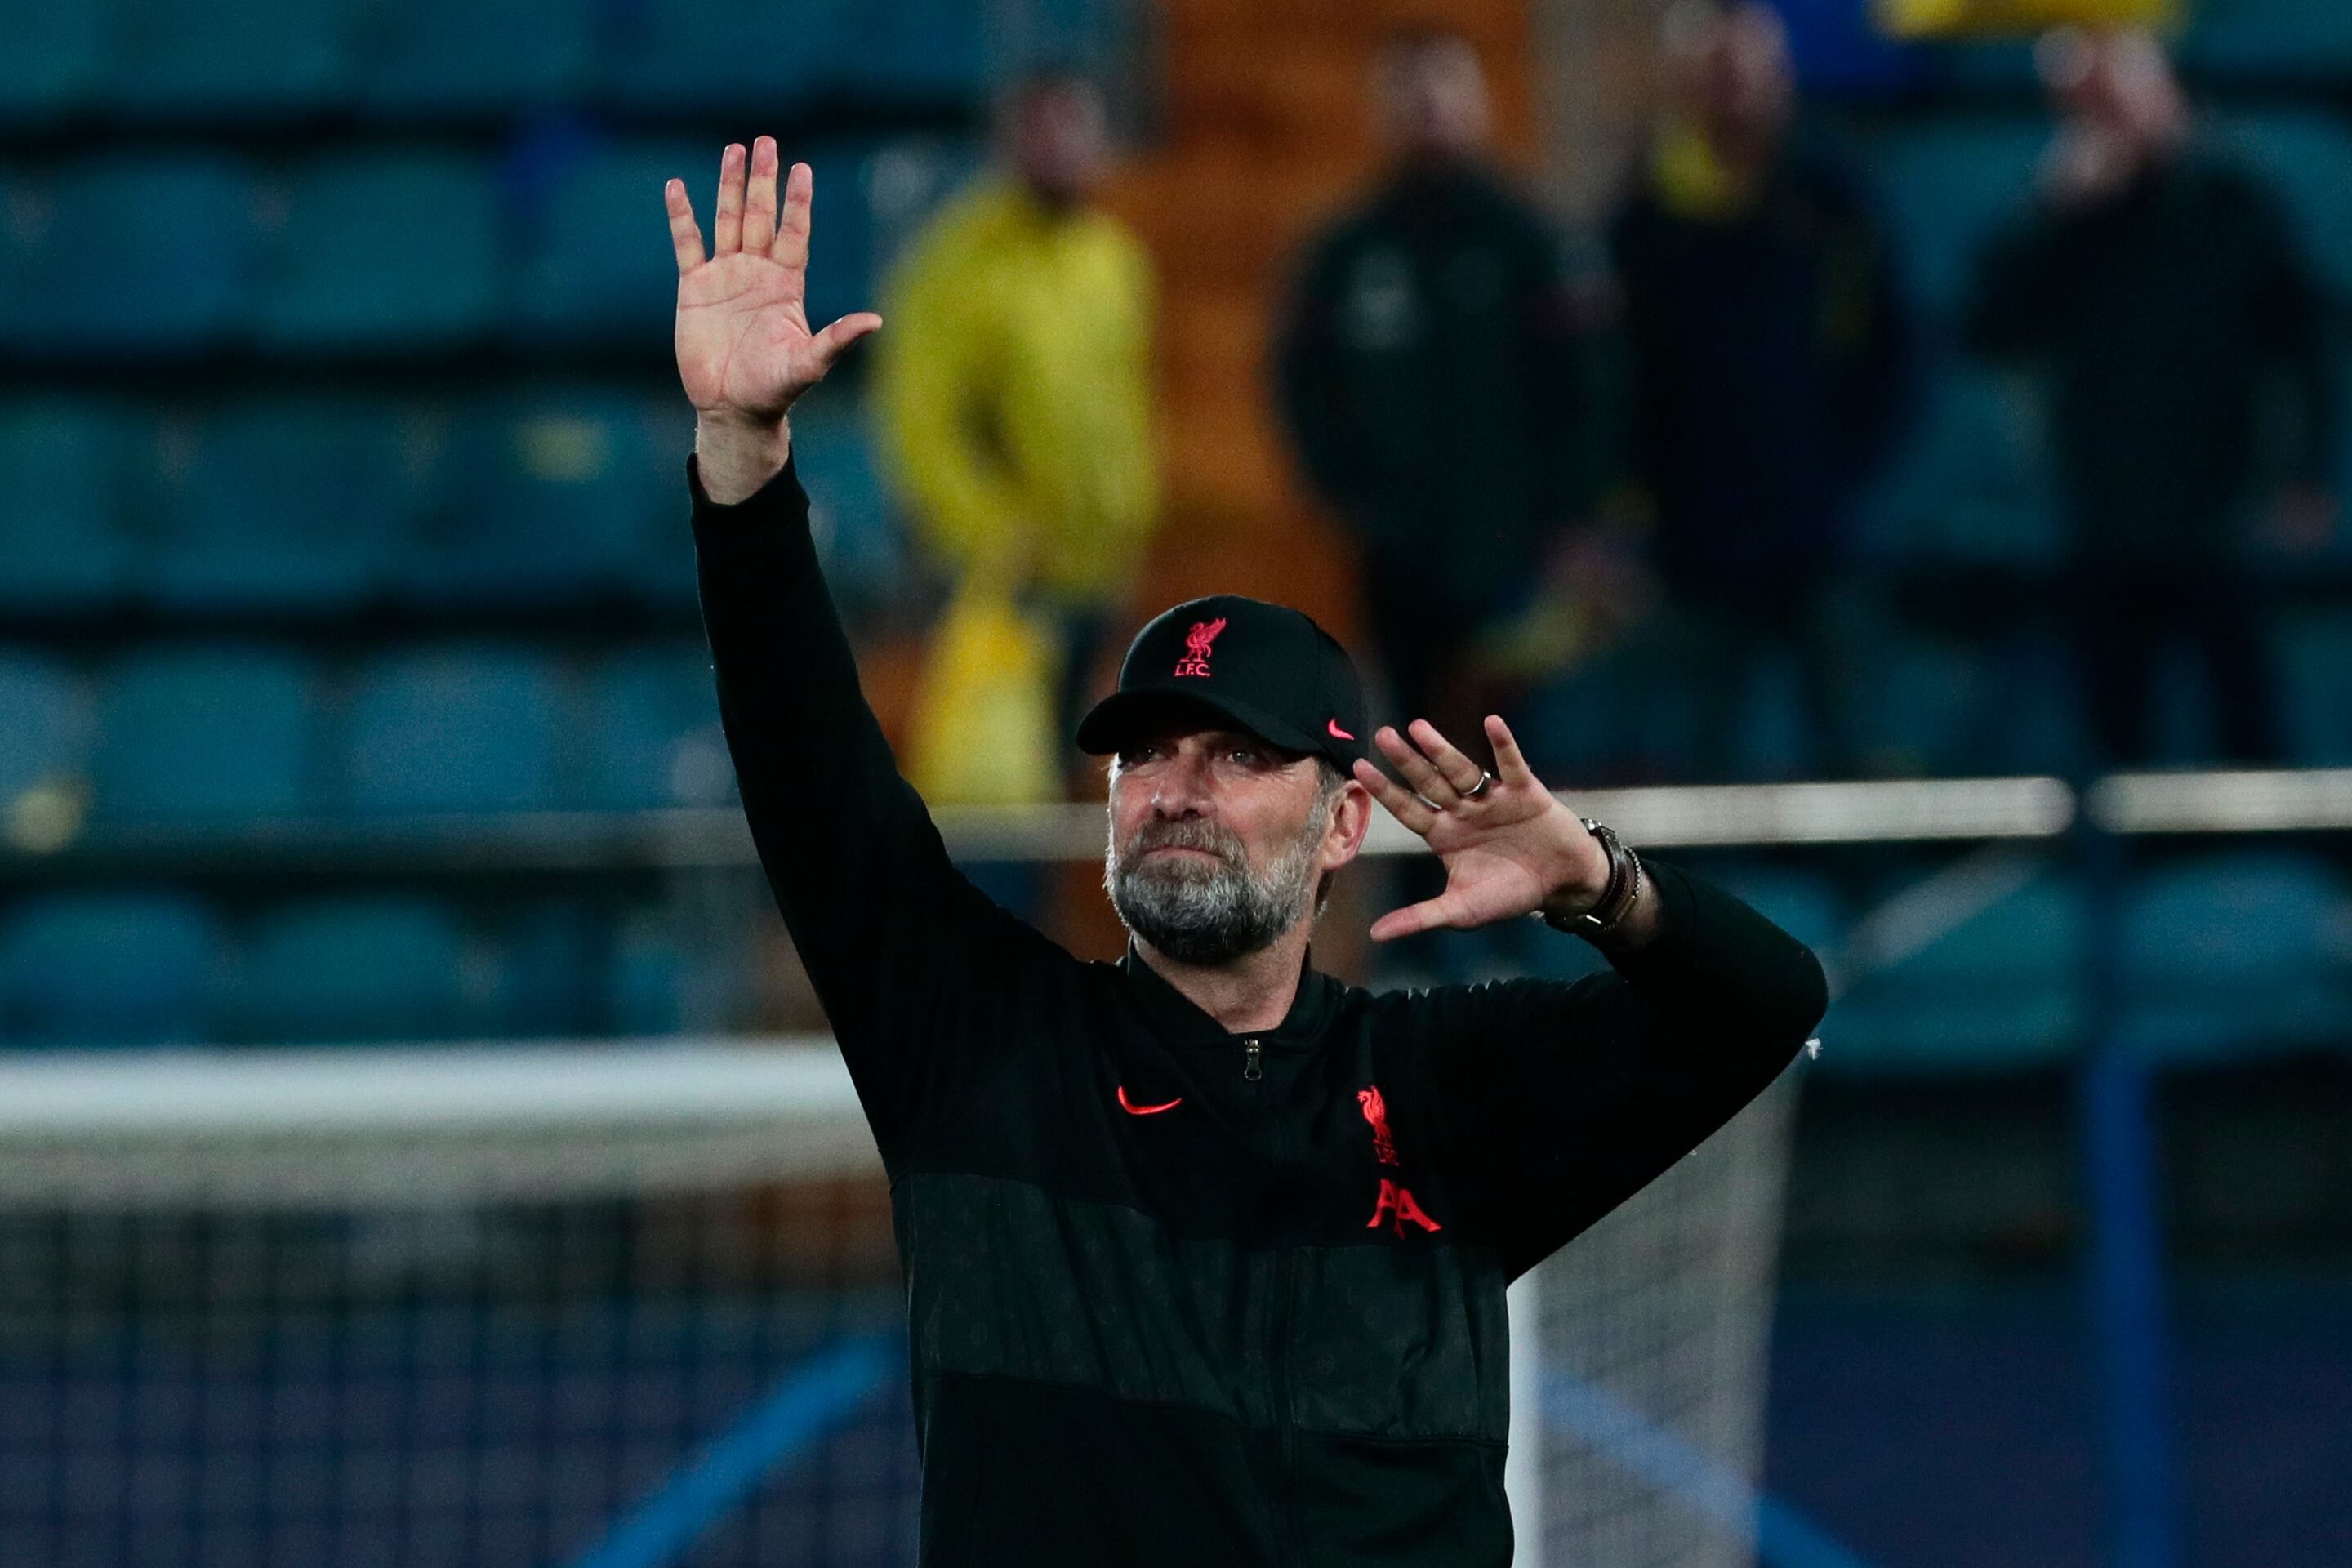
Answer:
[686,451,811,547]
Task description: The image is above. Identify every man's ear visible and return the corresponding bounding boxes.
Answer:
[1321,779,1374,873]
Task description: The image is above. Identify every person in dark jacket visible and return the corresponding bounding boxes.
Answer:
[664,136,1825,1568]
[1609,0,1914,780]
[1274,28,1590,743]
[1965,27,2340,768]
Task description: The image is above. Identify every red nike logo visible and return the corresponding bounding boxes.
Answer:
[1327,719,1355,741]
[1117,1086,1183,1116]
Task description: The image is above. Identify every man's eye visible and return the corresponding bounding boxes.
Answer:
[1228,747,1263,766]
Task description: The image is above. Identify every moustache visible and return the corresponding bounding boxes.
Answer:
[1123,819,1243,867]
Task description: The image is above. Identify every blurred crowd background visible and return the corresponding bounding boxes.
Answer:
[3,0,2351,1561]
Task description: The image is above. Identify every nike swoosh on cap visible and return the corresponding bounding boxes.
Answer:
[1116,1086,1183,1116]
[1327,719,1355,740]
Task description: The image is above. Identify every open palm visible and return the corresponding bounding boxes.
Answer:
[1352,715,1607,942]
[665,137,880,423]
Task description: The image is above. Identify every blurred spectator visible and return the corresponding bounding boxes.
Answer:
[1608,0,1914,780]
[875,69,1158,780]
[1273,28,1590,744]
[1965,28,2341,768]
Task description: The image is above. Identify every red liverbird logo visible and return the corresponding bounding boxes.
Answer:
[1357,1086,1398,1166]
[1358,1084,1440,1236]
[1172,617,1227,678]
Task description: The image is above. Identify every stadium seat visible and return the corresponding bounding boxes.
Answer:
[612,906,695,1035]
[1706,863,1848,960]
[846,0,987,101]
[1827,870,2083,1071]
[2209,112,2352,303]
[1858,118,2051,321]
[2118,850,2352,1061]
[1,156,252,356]
[790,392,904,611]
[229,895,485,1043]
[510,140,716,350]
[2182,0,2352,82]
[0,0,111,123]
[0,399,135,615]
[2274,608,2352,767]
[405,390,687,609]
[1853,365,2061,574]
[0,652,88,831]
[350,0,598,117]
[248,152,501,352]
[1848,626,2087,781]
[144,399,425,614]
[337,646,564,814]
[498,900,604,1036]
[579,644,731,811]
[93,0,363,119]
[604,0,847,114]
[513,139,884,351]
[0,892,222,1045]
[90,646,316,822]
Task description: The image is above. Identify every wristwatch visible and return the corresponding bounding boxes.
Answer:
[1537,818,1643,939]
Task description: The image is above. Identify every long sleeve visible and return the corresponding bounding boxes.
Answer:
[1424,858,1827,1279]
[2243,180,2344,490]
[690,453,1067,1154]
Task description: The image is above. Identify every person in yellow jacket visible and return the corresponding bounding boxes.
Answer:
[876,69,1159,791]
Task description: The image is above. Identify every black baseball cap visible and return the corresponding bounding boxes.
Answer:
[1074,595,1371,769]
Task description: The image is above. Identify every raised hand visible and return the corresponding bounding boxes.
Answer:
[666,136,880,428]
[1352,715,1610,943]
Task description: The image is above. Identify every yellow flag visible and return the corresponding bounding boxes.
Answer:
[1876,0,2175,39]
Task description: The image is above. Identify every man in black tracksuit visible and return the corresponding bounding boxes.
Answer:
[665,136,1827,1567]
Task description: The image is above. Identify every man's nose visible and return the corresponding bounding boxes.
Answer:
[1150,749,1215,817]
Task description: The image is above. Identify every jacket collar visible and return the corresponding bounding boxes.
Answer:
[1118,940,1338,1049]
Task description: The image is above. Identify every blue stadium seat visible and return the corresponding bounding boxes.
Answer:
[791,393,905,611]
[249,152,501,351]
[2183,0,2352,82]
[498,900,603,1036]
[0,0,111,124]
[405,390,687,608]
[0,892,221,1045]
[511,140,714,350]
[351,0,597,116]
[2274,608,2352,767]
[1,156,252,355]
[2118,851,2352,1061]
[0,652,88,826]
[1848,627,2086,781]
[612,908,693,1035]
[1826,871,2083,1071]
[338,646,564,814]
[1706,864,1848,960]
[580,644,732,811]
[91,646,316,822]
[513,140,882,350]
[2209,112,2352,303]
[1853,365,2061,573]
[145,399,425,614]
[1859,118,2051,321]
[230,895,484,1043]
[94,0,363,119]
[0,399,135,615]
[846,0,987,100]
[604,0,847,114]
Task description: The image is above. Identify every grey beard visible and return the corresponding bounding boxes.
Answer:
[1104,813,1325,967]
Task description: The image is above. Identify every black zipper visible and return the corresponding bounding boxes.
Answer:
[1245,1032,1301,1564]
